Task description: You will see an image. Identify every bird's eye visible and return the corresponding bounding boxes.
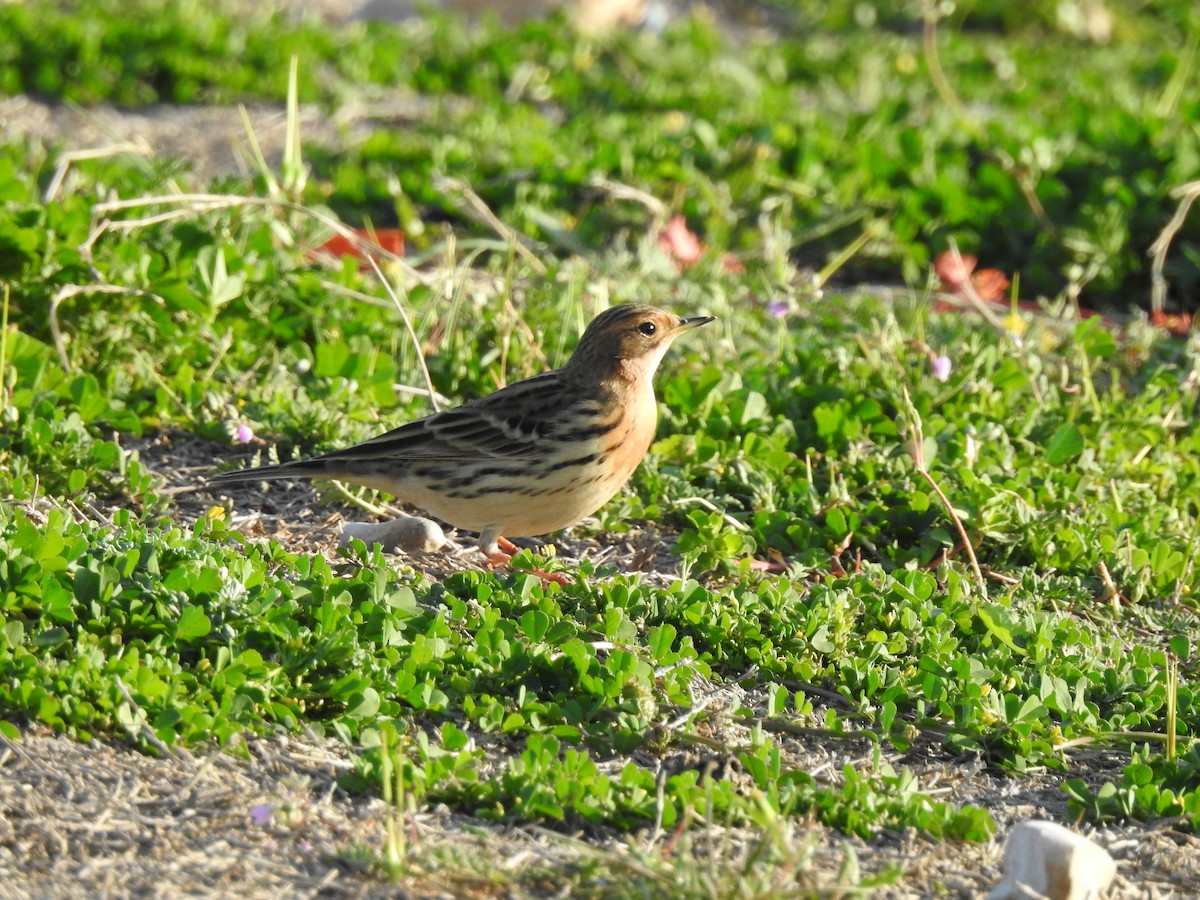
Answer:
[637,321,657,336]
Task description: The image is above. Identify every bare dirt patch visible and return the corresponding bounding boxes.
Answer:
[3,712,1198,896]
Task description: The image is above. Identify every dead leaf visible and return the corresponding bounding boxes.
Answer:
[971,268,1010,303]
[933,250,977,292]
[658,215,703,267]
[1150,309,1194,337]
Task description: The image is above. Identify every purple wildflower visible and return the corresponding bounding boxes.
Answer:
[249,804,274,826]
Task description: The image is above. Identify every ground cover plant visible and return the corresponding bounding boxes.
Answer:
[3,0,1200,893]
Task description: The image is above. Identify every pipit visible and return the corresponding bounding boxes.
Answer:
[210,304,714,565]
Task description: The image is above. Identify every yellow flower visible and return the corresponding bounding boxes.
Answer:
[1003,313,1028,338]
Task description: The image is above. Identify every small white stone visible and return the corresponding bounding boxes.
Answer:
[339,516,446,553]
[988,819,1116,900]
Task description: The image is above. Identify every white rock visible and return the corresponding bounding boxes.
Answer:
[988,819,1116,900]
[339,516,446,553]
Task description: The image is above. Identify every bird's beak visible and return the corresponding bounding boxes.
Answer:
[676,315,716,332]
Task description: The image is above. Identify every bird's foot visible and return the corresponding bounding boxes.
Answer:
[484,537,572,586]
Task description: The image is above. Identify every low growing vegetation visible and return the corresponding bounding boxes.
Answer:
[2,0,1200,890]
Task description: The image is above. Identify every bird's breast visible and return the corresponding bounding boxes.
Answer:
[600,384,658,484]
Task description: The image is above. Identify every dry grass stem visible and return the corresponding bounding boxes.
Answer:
[1148,180,1200,315]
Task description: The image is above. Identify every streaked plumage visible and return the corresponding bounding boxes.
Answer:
[209,304,714,562]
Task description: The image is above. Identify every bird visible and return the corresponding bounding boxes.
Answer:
[209,304,714,567]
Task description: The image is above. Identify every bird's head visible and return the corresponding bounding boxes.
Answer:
[568,304,715,384]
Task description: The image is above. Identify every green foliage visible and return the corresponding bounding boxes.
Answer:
[1065,747,1200,831]
[0,0,347,105]
[658,308,1200,605]
[2,1,1199,304]
[0,325,154,502]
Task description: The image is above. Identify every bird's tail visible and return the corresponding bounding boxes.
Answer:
[208,458,336,486]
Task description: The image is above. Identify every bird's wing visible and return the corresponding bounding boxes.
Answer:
[314,371,577,463]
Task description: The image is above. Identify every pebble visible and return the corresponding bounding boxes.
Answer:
[339,516,446,553]
[988,819,1117,900]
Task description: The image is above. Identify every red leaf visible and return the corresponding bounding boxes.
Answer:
[970,268,1010,303]
[657,215,703,267]
[316,227,405,262]
[933,251,977,291]
[720,253,745,275]
[1150,310,1194,337]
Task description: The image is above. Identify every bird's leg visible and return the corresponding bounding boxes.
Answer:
[478,527,515,566]
[494,535,523,562]
[478,529,571,586]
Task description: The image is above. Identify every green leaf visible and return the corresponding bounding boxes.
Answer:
[1044,423,1084,465]
[647,624,677,662]
[442,721,469,751]
[518,609,550,643]
[31,627,69,650]
[1169,635,1190,660]
[175,606,212,642]
[0,621,23,648]
[977,605,1027,657]
[348,688,381,718]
